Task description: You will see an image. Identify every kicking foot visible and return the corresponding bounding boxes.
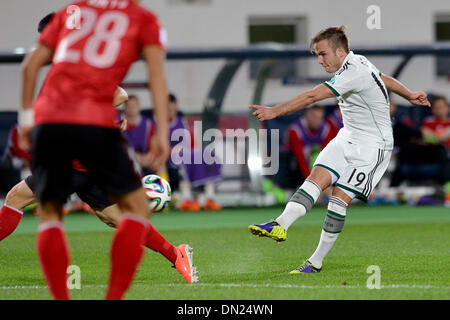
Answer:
[174,244,198,283]
[248,219,287,242]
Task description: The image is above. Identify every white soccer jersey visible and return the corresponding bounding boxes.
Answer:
[323,51,393,150]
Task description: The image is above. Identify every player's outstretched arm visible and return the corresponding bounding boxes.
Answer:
[20,43,53,149]
[250,83,335,121]
[142,45,170,169]
[381,73,430,107]
[21,43,53,112]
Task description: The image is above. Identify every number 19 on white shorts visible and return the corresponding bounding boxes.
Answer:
[313,136,391,202]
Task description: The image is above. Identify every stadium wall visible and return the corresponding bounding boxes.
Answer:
[0,0,449,113]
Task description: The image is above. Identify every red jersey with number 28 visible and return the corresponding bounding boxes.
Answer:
[34,0,166,128]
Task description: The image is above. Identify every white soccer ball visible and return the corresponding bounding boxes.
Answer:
[142,174,171,212]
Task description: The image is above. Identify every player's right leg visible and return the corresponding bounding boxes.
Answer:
[0,177,36,241]
[248,167,331,241]
[32,124,75,300]
[248,137,345,242]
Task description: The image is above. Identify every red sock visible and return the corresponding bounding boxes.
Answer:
[0,205,23,241]
[144,223,177,265]
[37,222,70,300]
[106,215,148,300]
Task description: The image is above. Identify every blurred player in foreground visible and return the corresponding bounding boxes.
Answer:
[248,26,430,273]
[0,57,196,286]
[19,0,171,299]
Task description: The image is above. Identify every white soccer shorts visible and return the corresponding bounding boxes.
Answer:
[313,136,391,201]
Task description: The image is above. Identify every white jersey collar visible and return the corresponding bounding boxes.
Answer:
[335,51,354,75]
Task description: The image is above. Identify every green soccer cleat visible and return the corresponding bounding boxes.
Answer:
[248,219,287,242]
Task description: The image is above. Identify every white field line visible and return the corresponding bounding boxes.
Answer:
[0,283,448,290]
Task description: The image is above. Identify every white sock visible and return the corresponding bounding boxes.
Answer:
[308,230,339,268]
[276,202,306,230]
[276,179,322,230]
[308,196,347,268]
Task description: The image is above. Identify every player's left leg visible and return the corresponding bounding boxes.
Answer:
[145,223,198,283]
[290,187,353,274]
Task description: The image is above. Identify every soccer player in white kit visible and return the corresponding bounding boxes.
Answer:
[248,26,430,273]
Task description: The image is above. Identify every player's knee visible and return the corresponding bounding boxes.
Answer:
[95,205,122,228]
[309,166,334,190]
[5,181,35,210]
[95,211,117,228]
[323,196,347,234]
[332,186,354,202]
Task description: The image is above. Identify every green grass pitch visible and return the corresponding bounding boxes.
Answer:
[0,204,448,300]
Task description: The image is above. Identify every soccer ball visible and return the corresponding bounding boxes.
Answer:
[142,174,171,212]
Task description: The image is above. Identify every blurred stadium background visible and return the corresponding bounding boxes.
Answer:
[0,0,449,301]
[1,0,450,207]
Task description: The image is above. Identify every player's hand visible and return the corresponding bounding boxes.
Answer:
[148,133,170,170]
[118,119,127,132]
[408,91,431,107]
[249,105,278,121]
[136,152,158,171]
[18,125,32,151]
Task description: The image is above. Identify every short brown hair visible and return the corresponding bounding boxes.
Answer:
[310,25,350,53]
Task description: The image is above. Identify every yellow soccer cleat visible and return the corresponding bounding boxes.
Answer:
[248,219,287,242]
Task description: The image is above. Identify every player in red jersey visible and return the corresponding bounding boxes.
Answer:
[19,0,170,300]
[0,84,197,286]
